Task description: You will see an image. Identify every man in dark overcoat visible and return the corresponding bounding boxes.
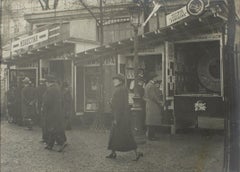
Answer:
[106,73,143,161]
[21,77,36,130]
[144,73,163,141]
[43,74,67,152]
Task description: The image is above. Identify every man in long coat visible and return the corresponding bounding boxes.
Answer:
[21,77,36,130]
[42,75,67,152]
[144,73,163,141]
[107,73,143,161]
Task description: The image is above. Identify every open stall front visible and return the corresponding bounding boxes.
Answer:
[172,33,225,130]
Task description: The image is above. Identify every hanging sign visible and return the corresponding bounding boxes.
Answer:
[166,0,205,26]
[166,6,190,26]
[11,30,48,52]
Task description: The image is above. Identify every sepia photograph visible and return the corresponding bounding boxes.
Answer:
[0,0,239,172]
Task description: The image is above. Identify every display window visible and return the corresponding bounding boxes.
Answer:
[84,66,100,112]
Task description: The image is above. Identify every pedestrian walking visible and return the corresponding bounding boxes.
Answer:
[62,82,73,130]
[107,73,143,161]
[21,77,36,130]
[144,73,164,141]
[42,74,67,152]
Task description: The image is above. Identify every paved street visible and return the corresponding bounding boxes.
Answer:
[1,120,224,172]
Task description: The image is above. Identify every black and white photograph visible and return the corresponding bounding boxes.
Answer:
[0,0,240,171]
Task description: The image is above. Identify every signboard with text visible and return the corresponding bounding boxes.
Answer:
[11,30,48,52]
[166,0,205,26]
[166,6,190,26]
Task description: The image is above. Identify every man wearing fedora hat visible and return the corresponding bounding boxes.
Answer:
[42,74,67,152]
[21,77,36,130]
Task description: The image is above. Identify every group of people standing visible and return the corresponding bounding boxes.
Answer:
[7,74,73,152]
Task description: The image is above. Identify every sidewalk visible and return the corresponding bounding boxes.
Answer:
[1,121,224,172]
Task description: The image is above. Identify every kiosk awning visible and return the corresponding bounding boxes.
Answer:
[74,2,227,65]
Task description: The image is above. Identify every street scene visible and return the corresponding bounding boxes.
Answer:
[1,0,240,172]
[1,120,224,172]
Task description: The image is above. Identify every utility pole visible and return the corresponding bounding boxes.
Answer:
[224,0,239,171]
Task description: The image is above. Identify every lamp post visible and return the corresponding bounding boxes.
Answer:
[129,6,145,140]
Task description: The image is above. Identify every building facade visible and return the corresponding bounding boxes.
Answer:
[2,0,240,132]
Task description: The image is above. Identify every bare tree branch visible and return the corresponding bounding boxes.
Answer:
[38,0,45,10]
[78,0,101,25]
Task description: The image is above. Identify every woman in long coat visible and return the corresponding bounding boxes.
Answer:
[107,74,143,161]
[144,73,163,140]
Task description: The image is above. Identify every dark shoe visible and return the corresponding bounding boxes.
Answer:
[45,146,52,150]
[148,137,158,141]
[133,152,143,161]
[58,142,68,152]
[106,152,116,159]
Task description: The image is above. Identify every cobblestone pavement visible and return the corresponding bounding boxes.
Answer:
[1,121,224,172]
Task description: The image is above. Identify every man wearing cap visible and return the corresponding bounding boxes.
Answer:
[144,72,163,141]
[21,77,36,130]
[42,74,67,152]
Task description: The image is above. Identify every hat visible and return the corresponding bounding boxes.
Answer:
[45,74,57,82]
[112,73,125,82]
[22,77,30,84]
[148,72,158,80]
